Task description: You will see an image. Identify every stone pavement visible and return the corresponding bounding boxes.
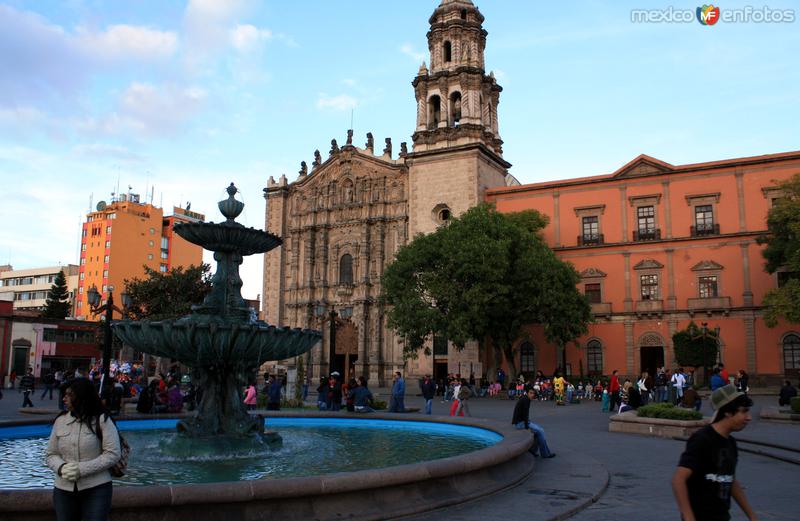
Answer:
[2,386,798,520]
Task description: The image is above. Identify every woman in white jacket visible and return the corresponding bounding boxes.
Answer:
[46,377,121,521]
[637,371,650,405]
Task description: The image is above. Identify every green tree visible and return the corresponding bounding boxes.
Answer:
[123,264,212,320]
[672,321,718,383]
[757,174,800,326]
[42,270,72,319]
[381,203,591,381]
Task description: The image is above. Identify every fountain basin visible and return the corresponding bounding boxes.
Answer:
[0,412,535,521]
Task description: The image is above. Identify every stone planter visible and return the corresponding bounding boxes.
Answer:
[609,411,708,438]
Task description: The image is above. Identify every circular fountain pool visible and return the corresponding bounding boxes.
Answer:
[0,413,534,521]
[0,417,501,489]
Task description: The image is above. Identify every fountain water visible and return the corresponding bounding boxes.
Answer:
[113,183,321,440]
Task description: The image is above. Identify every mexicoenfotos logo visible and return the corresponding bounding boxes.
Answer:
[697,4,721,25]
[631,5,795,23]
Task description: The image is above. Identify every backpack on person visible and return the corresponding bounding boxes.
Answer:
[96,415,131,477]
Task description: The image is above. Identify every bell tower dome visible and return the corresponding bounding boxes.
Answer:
[412,0,503,154]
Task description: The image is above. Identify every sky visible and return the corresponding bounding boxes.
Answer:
[0,0,798,301]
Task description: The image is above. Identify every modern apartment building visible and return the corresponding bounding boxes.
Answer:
[75,194,205,320]
[486,151,800,384]
[0,265,79,312]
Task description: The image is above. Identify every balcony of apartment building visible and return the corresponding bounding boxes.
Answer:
[577,233,604,246]
[690,223,720,237]
[687,296,732,316]
[635,297,663,317]
[632,228,661,242]
[589,301,612,319]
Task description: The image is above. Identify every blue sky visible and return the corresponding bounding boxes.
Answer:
[1,0,798,300]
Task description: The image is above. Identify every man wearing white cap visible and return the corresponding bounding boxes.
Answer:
[672,384,758,521]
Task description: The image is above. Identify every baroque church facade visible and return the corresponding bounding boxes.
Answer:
[262,0,514,385]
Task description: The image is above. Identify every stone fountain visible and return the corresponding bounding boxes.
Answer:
[113,183,321,440]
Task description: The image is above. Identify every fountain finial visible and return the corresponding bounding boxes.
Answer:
[219,183,245,223]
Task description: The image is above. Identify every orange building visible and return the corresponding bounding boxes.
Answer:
[75,195,205,320]
[486,151,800,385]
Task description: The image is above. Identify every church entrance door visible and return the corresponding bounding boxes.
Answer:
[335,320,358,382]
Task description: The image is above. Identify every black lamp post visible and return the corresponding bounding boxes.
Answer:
[87,285,130,395]
[693,322,720,386]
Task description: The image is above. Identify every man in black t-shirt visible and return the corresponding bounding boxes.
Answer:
[672,384,758,521]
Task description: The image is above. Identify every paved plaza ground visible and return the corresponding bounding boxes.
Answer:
[1,387,797,520]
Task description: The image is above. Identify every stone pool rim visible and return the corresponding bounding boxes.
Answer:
[0,411,535,521]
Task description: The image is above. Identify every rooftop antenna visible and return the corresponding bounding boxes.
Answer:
[89,193,93,213]
[159,192,163,208]
[350,108,354,132]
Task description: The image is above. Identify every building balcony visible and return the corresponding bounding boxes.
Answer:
[690,223,720,237]
[687,296,731,316]
[577,233,604,246]
[635,298,663,317]
[590,302,612,318]
[633,228,661,242]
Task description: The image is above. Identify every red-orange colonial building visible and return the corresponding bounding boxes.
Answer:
[486,151,800,384]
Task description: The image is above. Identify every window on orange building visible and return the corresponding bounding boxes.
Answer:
[520,341,535,374]
[635,206,658,240]
[783,334,800,375]
[587,340,603,375]
[585,283,602,304]
[694,205,715,235]
[640,274,659,300]
[698,276,718,298]
[581,216,600,244]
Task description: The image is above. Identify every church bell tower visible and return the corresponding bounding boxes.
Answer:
[407,0,510,237]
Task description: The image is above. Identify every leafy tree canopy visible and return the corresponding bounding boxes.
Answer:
[672,321,719,370]
[42,270,71,319]
[123,264,212,321]
[381,203,591,380]
[757,174,800,326]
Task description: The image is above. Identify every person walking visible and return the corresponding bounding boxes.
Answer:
[455,378,472,417]
[672,367,686,405]
[389,372,405,413]
[41,370,56,400]
[512,388,555,458]
[736,369,749,394]
[421,375,436,415]
[672,384,758,521]
[243,381,257,411]
[46,377,121,521]
[20,367,36,408]
[655,367,668,403]
[608,370,620,412]
[267,376,282,411]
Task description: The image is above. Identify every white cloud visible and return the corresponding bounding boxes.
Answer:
[183,0,253,69]
[342,79,356,87]
[400,43,425,63]
[76,24,178,62]
[230,24,272,52]
[74,83,207,137]
[316,94,358,111]
[72,143,146,165]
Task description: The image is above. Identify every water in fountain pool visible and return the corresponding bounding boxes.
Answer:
[0,418,501,489]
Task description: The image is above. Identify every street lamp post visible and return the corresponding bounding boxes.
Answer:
[693,321,720,386]
[87,285,130,396]
[314,302,338,377]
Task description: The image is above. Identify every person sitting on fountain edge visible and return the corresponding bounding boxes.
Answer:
[512,388,556,458]
[351,377,374,413]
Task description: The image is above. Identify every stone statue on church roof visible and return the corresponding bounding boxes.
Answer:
[330,139,339,156]
[383,137,392,157]
[365,132,374,150]
[346,129,353,145]
[313,150,322,168]
[299,161,308,177]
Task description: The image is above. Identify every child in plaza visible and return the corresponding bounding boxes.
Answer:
[601,389,610,412]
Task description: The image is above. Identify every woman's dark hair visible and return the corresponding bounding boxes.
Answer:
[713,394,754,423]
[56,378,109,434]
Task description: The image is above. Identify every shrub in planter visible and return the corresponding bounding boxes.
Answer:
[370,399,387,410]
[637,403,702,421]
[791,396,800,414]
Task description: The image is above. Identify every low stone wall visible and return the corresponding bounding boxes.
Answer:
[609,411,708,438]
[0,412,534,521]
[760,406,800,422]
